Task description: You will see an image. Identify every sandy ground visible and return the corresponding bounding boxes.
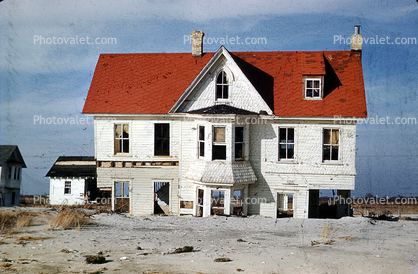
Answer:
[1,208,418,274]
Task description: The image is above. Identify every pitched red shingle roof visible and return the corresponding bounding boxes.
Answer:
[82,50,367,118]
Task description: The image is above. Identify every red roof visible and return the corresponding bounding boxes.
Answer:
[83,50,367,118]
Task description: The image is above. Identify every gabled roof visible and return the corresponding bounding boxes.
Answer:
[0,145,26,167]
[83,48,367,118]
[45,156,96,178]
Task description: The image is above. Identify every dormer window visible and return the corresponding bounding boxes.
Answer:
[303,76,323,99]
[216,71,229,100]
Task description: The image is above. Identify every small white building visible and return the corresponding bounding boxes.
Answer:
[0,145,26,207]
[46,156,97,205]
[82,28,367,218]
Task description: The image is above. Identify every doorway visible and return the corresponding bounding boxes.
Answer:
[114,182,129,213]
[277,193,294,218]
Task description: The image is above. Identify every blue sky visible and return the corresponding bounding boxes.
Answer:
[0,0,417,196]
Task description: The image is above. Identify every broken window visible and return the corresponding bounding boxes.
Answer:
[304,78,322,99]
[211,190,225,215]
[216,70,229,100]
[233,190,243,215]
[323,129,339,161]
[235,127,244,160]
[114,181,129,213]
[279,128,295,160]
[198,125,205,158]
[114,124,129,154]
[212,127,226,160]
[64,181,71,195]
[154,123,170,156]
[154,181,170,214]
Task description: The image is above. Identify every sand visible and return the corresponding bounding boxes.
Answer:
[1,207,417,274]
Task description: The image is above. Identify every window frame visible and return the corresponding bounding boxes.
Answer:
[215,70,229,101]
[114,123,130,155]
[322,128,340,163]
[303,76,323,100]
[234,126,245,160]
[212,126,227,161]
[279,127,295,161]
[64,181,71,195]
[154,123,170,156]
[198,125,205,158]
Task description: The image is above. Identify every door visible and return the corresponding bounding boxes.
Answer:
[197,189,204,217]
[114,182,129,213]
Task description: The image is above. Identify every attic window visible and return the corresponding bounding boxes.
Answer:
[216,71,229,100]
[304,77,323,99]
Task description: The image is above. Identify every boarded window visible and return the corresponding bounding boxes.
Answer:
[64,181,71,195]
[216,71,229,99]
[154,123,170,156]
[323,129,339,161]
[213,127,226,160]
[114,124,129,154]
[279,128,295,160]
[235,127,244,160]
[198,126,205,157]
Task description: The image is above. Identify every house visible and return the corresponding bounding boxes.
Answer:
[46,156,98,205]
[0,145,26,207]
[82,27,367,218]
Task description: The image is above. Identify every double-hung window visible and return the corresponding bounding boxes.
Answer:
[64,181,71,195]
[323,128,339,161]
[198,126,205,158]
[216,71,229,100]
[235,127,244,160]
[212,127,226,160]
[279,128,295,160]
[114,124,129,154]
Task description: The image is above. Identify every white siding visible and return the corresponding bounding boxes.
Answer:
[49,178,85,205]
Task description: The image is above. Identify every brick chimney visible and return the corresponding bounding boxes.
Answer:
[351,25,362,51]
[191,31,204,57]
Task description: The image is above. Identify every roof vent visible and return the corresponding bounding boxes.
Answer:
[191,31,204,57]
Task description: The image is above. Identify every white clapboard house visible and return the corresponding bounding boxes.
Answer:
[46,156,97,205]
[82,27,367,218]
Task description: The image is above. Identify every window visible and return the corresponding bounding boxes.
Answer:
[13,167,20,180]
[323,129,339,161]
[305,78,322,98]
[216,71,229,100]
[11,192,16,205]
[16,168,20,180]
[8,167,12,179]
[154,123,170,156]
[279,128,295,160]
[64,181,71,195]
[235,127,244,160]
[212,127,226,160]
[211,190,225,215]
[198,126,205,157]
[114,124,129,154]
